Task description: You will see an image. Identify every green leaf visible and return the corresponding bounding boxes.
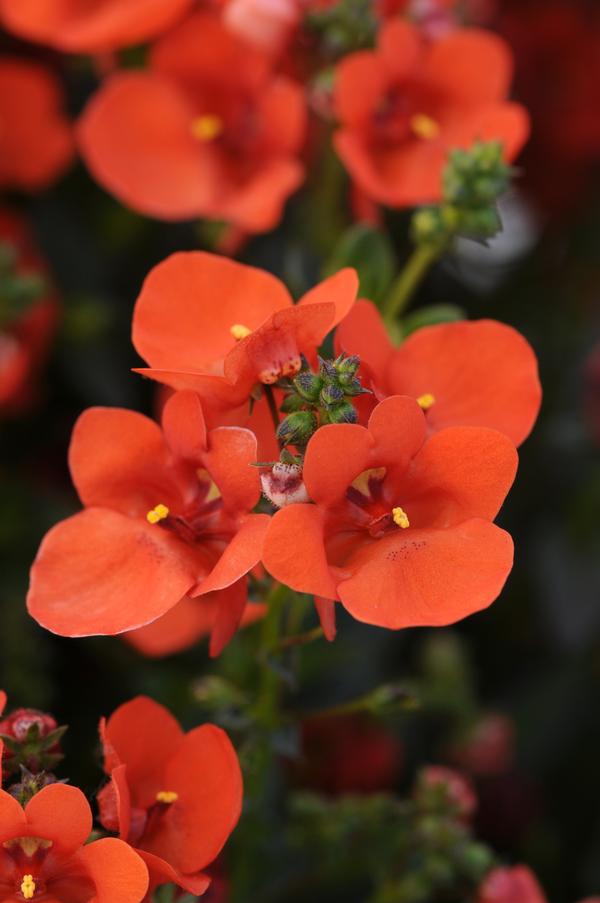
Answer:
[402,304,466,337]
[325,225,396,303]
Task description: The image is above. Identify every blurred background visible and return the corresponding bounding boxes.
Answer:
[1,0,599,900]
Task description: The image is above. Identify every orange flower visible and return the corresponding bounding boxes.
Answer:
[263,395,516,630]
[0,0,194,53]
[131,251,358,418]
[333,19,529,207]
[97,696,242,898]
[124,592,265,658]
[0,783,148,902]
[336,302,541,446]
[77,9,306,232]
[27,391,269,654]
[0,210,59,415]
[0,59,73,192]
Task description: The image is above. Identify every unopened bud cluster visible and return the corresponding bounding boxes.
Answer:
[0,706,66,797]
[412,140,513,247]
[276,354,367,450]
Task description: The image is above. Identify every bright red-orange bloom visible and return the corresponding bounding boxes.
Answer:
[131,251,358,418]
[478,866,600,903]
[27,391,268,654]
[0,59,73,192]
[0,783,148,902]
[333,19,529,207]
[78,10,306,232]
[0,0,194,53]
[336,302,541,447]
[263,395,516,630]
[97,696,242,898]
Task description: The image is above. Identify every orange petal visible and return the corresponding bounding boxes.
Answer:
[136,849,211,898]
[403,427,518,528]
[203,427,261,513]
[303,423,373,506]
[335,299,394,379]
[422,28,514,104]
[314,597,337,641]
[0,788,27,839]
[334,50,386,127]
[386,320,542,446]
[69,407,187,517]
[27,508,200,636]
[132,251,291,372]
[0,0,195,53]
[378,18,422,81]
[209,579,249,657]
[298,268,359,329]
[78,72,219,221]
[162,390,208,462]
[263,504,338,599]
[440,102,530,165]
[194,514,270,595]
[338,519,513,629]
[367,395,427,474]
[124,595,217,658]
[103,697,183,809]
[25,784,92,854]
[134,369,247,411]
[144,725,242,874]
[258,77,307,155]
[0,58,73,191]
[477,865,548,903]
[79,837,149,903]
[218,157,305,233]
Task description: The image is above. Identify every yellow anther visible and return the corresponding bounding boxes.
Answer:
[230,323,252,341]
[392,506,410,529]
[21,875,36,899]
[146,503,169,525]
[156,790,179,804]
[417,393,436,411]
[410,113,440,140]
[191,114,223,142]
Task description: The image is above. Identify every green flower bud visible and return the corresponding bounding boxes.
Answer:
[276,411,318,447]
[280,393,305,414]
[321,402,358,424]
[320,383,344,407]
[293,371,323,402]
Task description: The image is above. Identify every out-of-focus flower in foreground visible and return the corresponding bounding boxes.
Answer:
[0,783,149,902]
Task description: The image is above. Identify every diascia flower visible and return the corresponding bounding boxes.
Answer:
[27,390,269,654]
[336,301,541,446]
[131,251,357,418]
[97,696,242,898]
[263,395,517,630]
[0,0,194,53]
[478,866,600,903]
[0,783,148,902]
[77,9,306,232]
[332,19,529,208]
[0,59,73,192]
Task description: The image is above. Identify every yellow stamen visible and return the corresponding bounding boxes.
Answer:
[410,113,440,140]
[156,790,179,804]
[146,503,169,525]
[230,323,252,341]
[417,393,436,411]
[392,506,410,529]
[21,875,36,899]
[191,115,223,142]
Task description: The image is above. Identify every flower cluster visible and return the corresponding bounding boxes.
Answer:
[27,248,541,651]
[0,691,241,901]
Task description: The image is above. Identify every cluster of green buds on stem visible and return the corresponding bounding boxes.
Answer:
[276,353,368,453]
[412,140,515,249]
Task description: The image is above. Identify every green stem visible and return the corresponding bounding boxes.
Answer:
[382,243,443,323]
[255,582,289,728]
[263,384,280,435]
